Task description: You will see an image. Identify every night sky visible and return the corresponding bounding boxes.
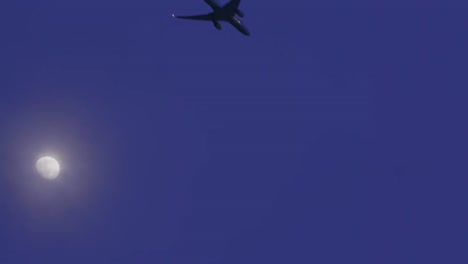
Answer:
[1,1,467,263]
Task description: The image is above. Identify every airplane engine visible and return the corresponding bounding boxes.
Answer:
[236,9,244,17]
[213,21,222,30]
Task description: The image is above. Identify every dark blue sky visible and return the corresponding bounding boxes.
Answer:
[1,1,467,263]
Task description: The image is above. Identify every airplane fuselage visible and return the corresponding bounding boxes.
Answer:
[173,0,250,36]
[204,0,250,36]
[227,16,250,36]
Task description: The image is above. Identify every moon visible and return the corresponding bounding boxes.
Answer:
[36,156,60,180]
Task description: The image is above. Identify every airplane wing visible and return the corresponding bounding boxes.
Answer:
[172,13,214,21]
[223,0,241,9]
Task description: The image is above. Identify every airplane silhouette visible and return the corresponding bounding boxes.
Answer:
[172,0,250,36]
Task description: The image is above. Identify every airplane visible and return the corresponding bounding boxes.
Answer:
[172,0,250,36]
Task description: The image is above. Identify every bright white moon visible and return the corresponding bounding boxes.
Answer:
[36,156,60,180]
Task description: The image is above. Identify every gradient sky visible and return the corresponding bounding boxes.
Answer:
[1,1,467,263]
